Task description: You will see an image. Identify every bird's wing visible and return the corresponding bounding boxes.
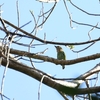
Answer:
[57,51,66,60]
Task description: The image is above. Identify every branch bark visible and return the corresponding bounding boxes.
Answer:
[0,55,100,95]
[2,46,100,66]
[1,18,100,46]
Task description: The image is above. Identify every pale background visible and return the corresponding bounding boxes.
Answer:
[0,0,100,100]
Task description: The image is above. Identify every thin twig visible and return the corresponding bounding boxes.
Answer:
[0,4,4,17]
[63,0,75,29]
[28,39,35,68]
[72,20,100,29]
[88,23,99,40]
[69,0,100,16]
[16,0,20,28]
[4,18,100,45]
[72,42,95,53]
[85,80,92,100]
[38,75,46,100]
[35,48,48,55]
[94,73,99,87]
[37,2,57,28]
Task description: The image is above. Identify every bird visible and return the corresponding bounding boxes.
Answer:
[55,46,66,69]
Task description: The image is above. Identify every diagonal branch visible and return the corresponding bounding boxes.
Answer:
[0,54,100,95]
[1,18,100,46]
[7,47,100,66]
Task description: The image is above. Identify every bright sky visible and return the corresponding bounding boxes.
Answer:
[0,0,100,100]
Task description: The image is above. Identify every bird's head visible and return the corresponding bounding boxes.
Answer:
[55,46,63,52]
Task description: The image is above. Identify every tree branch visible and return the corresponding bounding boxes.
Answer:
[1,55,100,95]
[1,18,100,46]
[5,46,100,66]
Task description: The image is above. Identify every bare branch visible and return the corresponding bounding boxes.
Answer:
[63,0,75,29]
[88,23,99,40]
[0,45,100,66]
[72,20,100,29]
[69,0,100,16]
[0,55,100,95]
[1,19,100,46]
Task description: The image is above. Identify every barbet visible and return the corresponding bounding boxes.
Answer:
[55,46,66,69]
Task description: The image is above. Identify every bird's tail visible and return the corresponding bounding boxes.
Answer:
[62,65,65,69]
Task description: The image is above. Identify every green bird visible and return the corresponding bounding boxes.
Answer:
[55,46,66,69]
